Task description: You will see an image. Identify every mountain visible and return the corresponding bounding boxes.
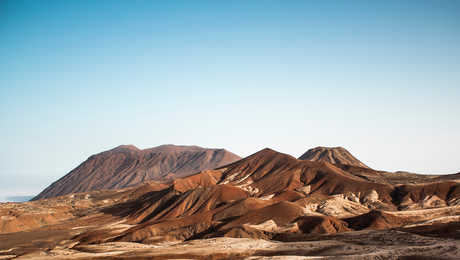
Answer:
[32,144,241,200]
[2,146,460,259]
[60,147,459,245]
[298,146,370,169]
[75,148,396,244]
[214,148,393,202]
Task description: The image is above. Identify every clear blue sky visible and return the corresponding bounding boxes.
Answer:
[1,0,459,200]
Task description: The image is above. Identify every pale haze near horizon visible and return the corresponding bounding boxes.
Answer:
[1,0,459,201]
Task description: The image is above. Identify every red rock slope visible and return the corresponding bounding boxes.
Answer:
[299,146,370,169]
[32,144,241,200]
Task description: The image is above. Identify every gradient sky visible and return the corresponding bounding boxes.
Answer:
[1,0,459,200]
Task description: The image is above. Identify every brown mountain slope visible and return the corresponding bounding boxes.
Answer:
[344,210,410,230]
[297,215,351,234]
[299,146,370,169]
[93,148,399,243]
[3,146,460,259]
[392,181,460,208]
[215,148,393,203]
[32,144,241,200]
[220,201,306,229]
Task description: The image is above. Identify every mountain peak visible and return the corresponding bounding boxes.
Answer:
[112,144,140,151]
[298,146,370,169]
[246,147,297,161]
[258,147,278,154]
[32,144,241,200]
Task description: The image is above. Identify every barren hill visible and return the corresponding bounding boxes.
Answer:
[213,148,393,202]
[32,144,241,200]
[3,146,460,259]
[298,146,370,168]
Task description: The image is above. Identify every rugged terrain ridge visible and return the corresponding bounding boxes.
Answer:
[2,145,460,259]
[33,144,241,200]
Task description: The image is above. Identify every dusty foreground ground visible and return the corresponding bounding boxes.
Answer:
[1,228,459,259]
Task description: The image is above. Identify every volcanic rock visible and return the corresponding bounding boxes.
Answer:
[299,146,370,168]
[33,145,240,200]
[297,215,351,234]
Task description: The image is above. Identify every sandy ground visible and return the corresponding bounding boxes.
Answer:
[1,230,457,260]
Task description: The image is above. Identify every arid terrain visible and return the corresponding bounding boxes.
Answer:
[1,146,460,259]
[33,145,241,200]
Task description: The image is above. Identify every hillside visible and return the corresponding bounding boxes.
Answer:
[2,146,460,259]
[299,146,370,168]
[32,144,241,200]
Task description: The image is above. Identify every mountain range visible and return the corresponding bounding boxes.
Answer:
[1,144,460,259]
